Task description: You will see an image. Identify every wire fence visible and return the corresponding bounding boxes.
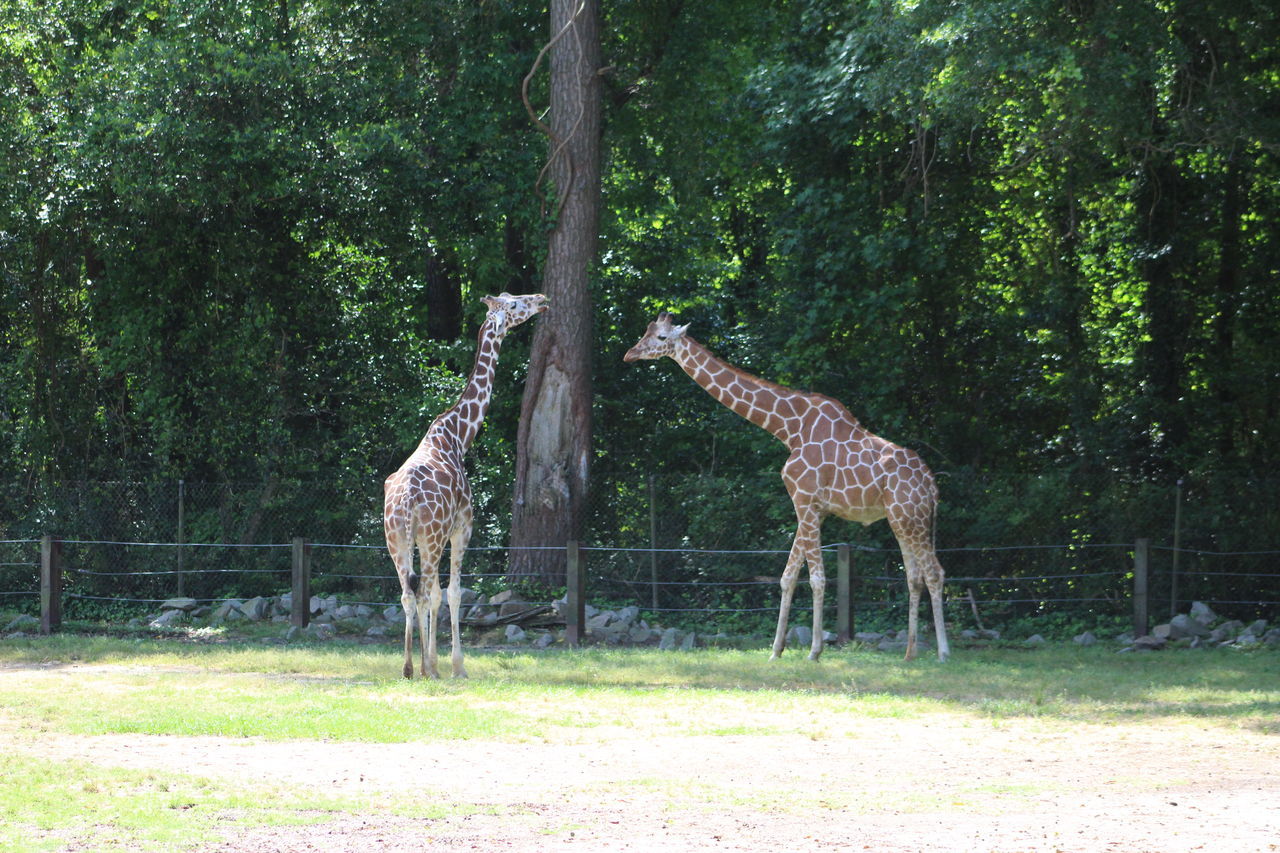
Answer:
[2,474,1278,635]
[5,536,1278,637]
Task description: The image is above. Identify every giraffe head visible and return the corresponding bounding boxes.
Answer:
[481,292,548,336]
[623,311,688,362]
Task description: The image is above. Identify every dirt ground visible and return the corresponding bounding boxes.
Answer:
[5,665,1280,852]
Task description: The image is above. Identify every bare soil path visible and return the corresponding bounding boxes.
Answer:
[6,675,1279,851]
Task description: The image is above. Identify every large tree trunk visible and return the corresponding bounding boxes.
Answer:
[507,0,601,586]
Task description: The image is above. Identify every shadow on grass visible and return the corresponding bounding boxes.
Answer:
[2,629,1277,732]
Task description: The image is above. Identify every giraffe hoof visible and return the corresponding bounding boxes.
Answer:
[402,666,413,680]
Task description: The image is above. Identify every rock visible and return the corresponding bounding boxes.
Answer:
[384,605,404,624]
[854,631,884,643]
[354,605,374,619]
[309,595,324,615]
[1132,635,1165,651]
[504,624,527,643]
[4,614,39,633]
[305,623,336,641]
[212,600,244,622]
[243,597,271,621]
[160,597,199,612]
[877,637,908,652]
[658,627,680,650]
[1189,601,1217,625]
[1152,623,1173,640]
[587,611,615,630]
[615,606,640,627]
[1114,631,1135,644]
[1024,634,1047,646]
[1263,628,1280,648]
[1209,620,1244,643]
[498,598,533,619]
[1247,619,1269,636]
[334,604,356,620]
[148,609,187,628]
[534,632,555,649]
[628,623,654,643]
[1073,631,1097,646]
[976,628,1001,641]
[488,590,516,607]
[284,626,301,641]
[366,625,389,638]
[680,631,696,651]
[1168,614,1210,639]
[786,625,813,648]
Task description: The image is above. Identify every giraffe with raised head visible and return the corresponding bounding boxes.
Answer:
[384,292,548,679]
[624,311,950,662]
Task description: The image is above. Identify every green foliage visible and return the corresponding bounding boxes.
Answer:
[1,0,1277,623]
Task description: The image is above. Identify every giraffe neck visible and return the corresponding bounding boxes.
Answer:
[433,317,505,454]
[672,337,802,447]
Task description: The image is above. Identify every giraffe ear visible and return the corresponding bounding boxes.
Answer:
[671,323,689,338]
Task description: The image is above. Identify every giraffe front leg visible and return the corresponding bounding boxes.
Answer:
[770,536,806,660]
[904,574,922,662]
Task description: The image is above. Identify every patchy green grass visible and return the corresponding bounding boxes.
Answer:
[1,634,1276,851]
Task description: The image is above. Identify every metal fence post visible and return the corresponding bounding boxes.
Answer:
[177,479,186,598]
[40,536,62,635]
[836,543,851,643]
[291,537,311,628]
[1133,538,1149,638]
[565,540,585,647]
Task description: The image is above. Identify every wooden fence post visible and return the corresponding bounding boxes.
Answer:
[836,543,851,643]
[565,540,585,647]
[1132,538,1149,638]
[40,536,62,635]
[291,538,311,628]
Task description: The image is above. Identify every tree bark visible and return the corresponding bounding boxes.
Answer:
[508,0,601,586]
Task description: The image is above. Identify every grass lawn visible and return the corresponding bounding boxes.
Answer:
[1,634,1277,851]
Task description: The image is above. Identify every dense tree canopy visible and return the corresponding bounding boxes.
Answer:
[3,0,1277,567]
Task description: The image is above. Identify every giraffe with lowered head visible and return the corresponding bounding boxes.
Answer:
[625,311,950,662]
[384,292,548,678]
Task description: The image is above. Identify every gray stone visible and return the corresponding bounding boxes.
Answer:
[877,637,908,652]
[976,628,1001,641]
[534,632,555,649]
[243,597,271,621]
[1263,628,1280,648]
[1247,619,1269,636]
[1132,635,1165,651]
[1024,634,1047,646]
[212,600,244,622]
[498,598,533,619]
[366,625,389,638]
[1168,614,1210,639]
[334,604,356,620]
[786,625,813,648]
[160,597,199,612]
[1152,623,1173,640]
[354,604,374,619]
[628,623,654,643]
[148,609,187,628]
[658,627,680,650]
[504,624,527,643]
[309,595,324,615]
[1189,601,1217,625]
[488,590,516,607]
[1073,631,1097,646]
[616,605,640,627]
[4,614,39,633]
[1210,620,1244,643]
[854,631,885,643]
[680,631,696,651]
[1114,631,1135,644]
[305,623,336,641]
[384,605,404,624]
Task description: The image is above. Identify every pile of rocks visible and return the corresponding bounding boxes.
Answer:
[127,590,732,650]
[1115,601,1280,652]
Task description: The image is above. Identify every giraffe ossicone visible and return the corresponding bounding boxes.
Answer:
[625,311,950,662]
[384,292,548,679]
